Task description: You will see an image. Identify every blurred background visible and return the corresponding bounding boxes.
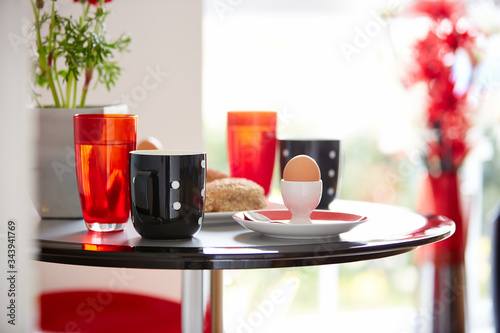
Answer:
[202,0,500,331]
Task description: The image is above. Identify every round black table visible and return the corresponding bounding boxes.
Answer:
[36,200,455,332]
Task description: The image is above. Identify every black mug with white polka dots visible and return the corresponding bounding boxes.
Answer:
[129,150,206,239]
[279,139,341,210]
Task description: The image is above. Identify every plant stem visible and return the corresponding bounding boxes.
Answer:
[31,0,61,107]
[53,57,65,107]
[30,0,44,64]
[48,2,55,51]
[46,2,60,107]
[34,1,61,107]
[49,4,64,107]
[80,66,93,108]
[65,71,74,108]
[72,77,78,109]
[80,87,88,109]
[81,3,90,26]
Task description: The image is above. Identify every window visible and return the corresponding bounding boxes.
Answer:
[202,1,498,331]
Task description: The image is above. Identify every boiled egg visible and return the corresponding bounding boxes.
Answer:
[283,155,321,182]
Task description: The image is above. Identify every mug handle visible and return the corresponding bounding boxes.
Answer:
[132,170,156,216]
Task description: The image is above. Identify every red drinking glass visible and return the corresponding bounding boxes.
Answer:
[227,111,277,196]
[74,114,137,232]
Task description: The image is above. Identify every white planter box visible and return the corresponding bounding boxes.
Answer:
[32,105,128,218]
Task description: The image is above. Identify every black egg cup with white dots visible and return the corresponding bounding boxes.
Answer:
[129,150,206,239]
[279,139,341,209]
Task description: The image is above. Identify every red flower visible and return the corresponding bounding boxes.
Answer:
[73,0,112,6]
[445,23,477,51]
[405,0,477,171]
[409,0,465,22]
[411,31,449,82]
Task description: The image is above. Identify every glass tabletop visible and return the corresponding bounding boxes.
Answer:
[36,200,455,270]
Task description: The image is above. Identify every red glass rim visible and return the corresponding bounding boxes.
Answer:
[227,111,277,127]
[278,138,341,142]
[74,113,137,144]
[74,114,137,119]
[227,111,276,114]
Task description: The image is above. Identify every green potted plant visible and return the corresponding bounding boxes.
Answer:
[31,0,131,218]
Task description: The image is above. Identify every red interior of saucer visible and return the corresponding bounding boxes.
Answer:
[252,209,366,222]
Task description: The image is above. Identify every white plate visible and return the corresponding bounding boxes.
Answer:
[204,201,286,225]
[204,211,239,225]
[232,209,368,239]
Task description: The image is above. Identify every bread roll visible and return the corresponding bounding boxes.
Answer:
[205,178,267,212]
[206,168,229,183]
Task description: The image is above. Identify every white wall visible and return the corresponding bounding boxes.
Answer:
[0,1,37,332]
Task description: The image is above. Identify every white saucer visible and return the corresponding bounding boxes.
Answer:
[232,209,368,239]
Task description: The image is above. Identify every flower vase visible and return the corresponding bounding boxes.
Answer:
[415,171,468,332]
[32,104,128,219]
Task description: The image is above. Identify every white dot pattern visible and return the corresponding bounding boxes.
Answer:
[328,169,335,178]
[198,217,202,225]
[173,202,181,210]
[282,149,289,157]
[201,159,206,168]
[171,180,180,189]
[329,150,336,159]
[327,187,335,195]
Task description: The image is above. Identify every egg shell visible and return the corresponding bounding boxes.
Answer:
[283,155,321,182]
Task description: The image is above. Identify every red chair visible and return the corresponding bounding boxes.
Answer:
[40,291,211,333]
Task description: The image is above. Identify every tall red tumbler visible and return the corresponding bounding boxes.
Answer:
[227,111,277,196]
[74,114,137,232]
